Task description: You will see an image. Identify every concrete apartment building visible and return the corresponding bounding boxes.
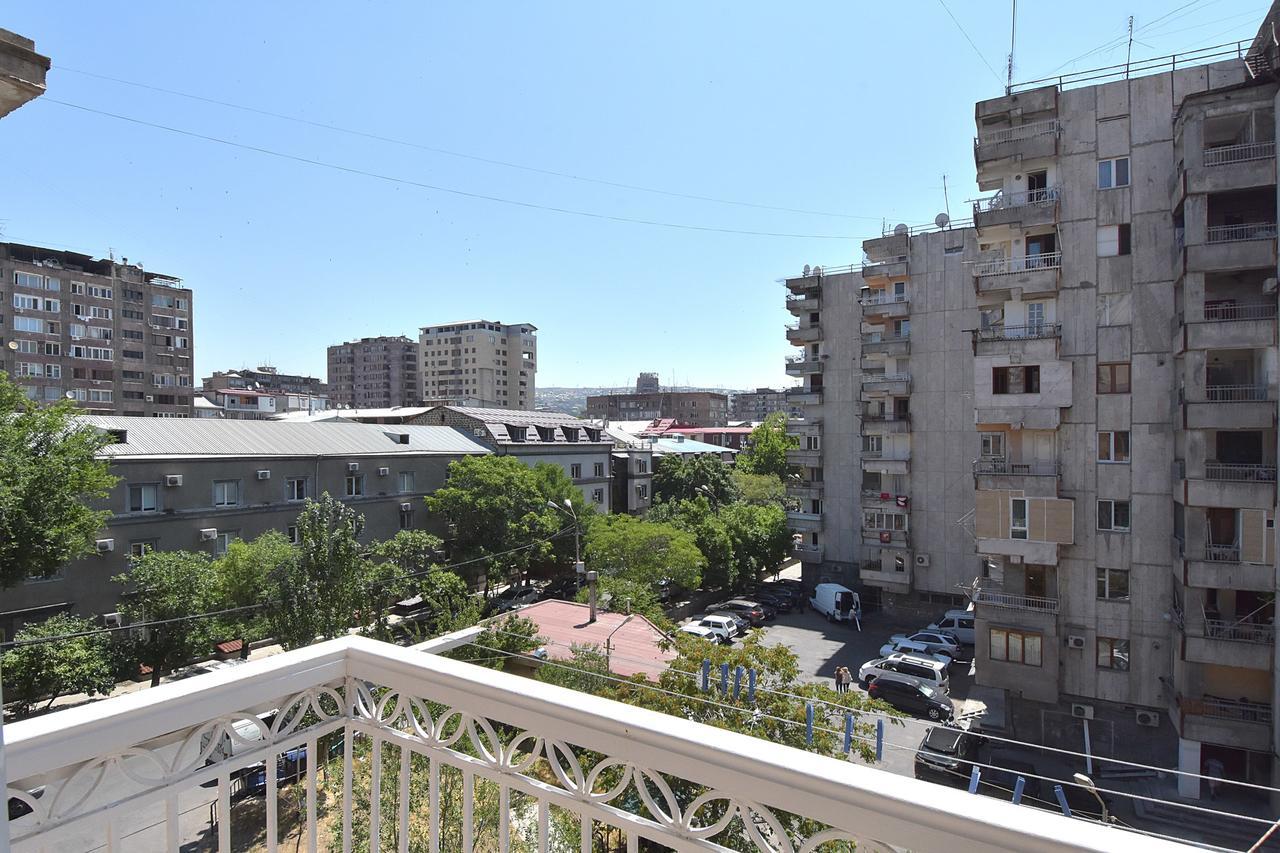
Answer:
[730,387,802,422]
[0,28,47,119]
[1,243,195,417]
[419,405,615,511]
[419,320,537,410]
[326,336,419,409]
[0,417,491,637]
[200,365,329,419]
[585,389,730,426]
[783,15,1280,794]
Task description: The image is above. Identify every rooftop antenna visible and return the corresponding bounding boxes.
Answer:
[1125,15,1134,78]
[1006,0,1017,94]
[941,174,952,222]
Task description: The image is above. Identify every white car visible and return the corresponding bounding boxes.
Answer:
[889,631,961,659]
[695,615,738,644]
[858,653,950,694]
[879,639,951,666]
[679,624,726,644]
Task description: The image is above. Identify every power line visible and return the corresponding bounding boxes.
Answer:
[55,66,882,223]
[935,0,1004,85]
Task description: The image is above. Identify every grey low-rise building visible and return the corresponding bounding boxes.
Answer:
[0,418,490,637]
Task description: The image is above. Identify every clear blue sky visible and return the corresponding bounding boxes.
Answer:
[3,1,1265,389]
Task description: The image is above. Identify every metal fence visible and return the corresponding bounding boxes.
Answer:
[1203,462,1277,482]
[975,119,1060,146]
[1206,222,1277,243]
[1203,301,1278,322]
[1203,543,1242,562]
[975,323,1061,342]
[971,252,1062,277]
[1203,618,1276,645]
[972,589,1061,613]
[973,186,1061,213]
[973,459,1060,476]
[1205,384,1269,402]
[1203,140,1276,167]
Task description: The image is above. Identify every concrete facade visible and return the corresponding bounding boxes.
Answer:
[0,29,48,119]
[326,336,419,409]
[201,366,329,419]
[419,320,536,410]
[1,243,195,418]
[584,391,730,426]
[730,387,802,422]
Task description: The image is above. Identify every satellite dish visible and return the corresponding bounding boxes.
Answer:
[65,391,76,399]
[935,213,951,229]
[893,223,909,236]
[802,264,811,275]
[5,341,17,350]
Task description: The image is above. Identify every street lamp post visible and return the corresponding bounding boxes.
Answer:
[548,498,585,588]
[1071,773,1111,824]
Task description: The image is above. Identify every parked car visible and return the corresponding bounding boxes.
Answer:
[879,639,952,666]
[889,631,961,659]
[810,583,860,623]
[708,610,750,636]
[867,676,954,721]
[745,589,794,612]
[913,726,980,786]
[858,653,950,693]
[928,610,976,645]
[679,624,727,644]
[541,575,580,601]
[487,585,540,614]
[711,600,769,625]
[695,615,738,643]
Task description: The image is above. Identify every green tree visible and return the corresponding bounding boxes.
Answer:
[721,501,791,588]
[574,575,665,624]
[115,550,220,686]
[1,613,115,717]
[648,496,735,589]
[0,371,117,587]
[731,469,787,507]
[651,453,740,507]
[424,456,580,587]
[446,614,542,671]
[368,529,444,573]
[735,411,798,480]
[583,514,704,590]
[267,494,371,650]
[212,531,295,651]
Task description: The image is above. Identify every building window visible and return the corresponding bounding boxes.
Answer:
[1010,498,1029,540]
[287,525,300,545]
[1096,637,1130,671]
[1098,431,1130,463]
[980,432,1005,458]
[215,531,238,556]
[594,462,605,478]
[128,484,159,513]
[213,480,240,508]
[637,459,648,474]
[398,471,415,494]
[129,540,157,558]
[1096,363,1131,394]
[1097,224,1132,257]
[570,463,582,479]
[345,474,364,497]
[992,365,1040,394]
[989,628,1042,666]
[1097,499,1131,532]
[399,507,414,530]
[1097,157,1130,189]
[1096,568,1130,600]
[286,477,307,502]
[637,484,649,500]
[592,488,604,504]
[862,435,883,454]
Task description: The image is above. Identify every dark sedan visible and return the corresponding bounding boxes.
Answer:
[867,677,954,721]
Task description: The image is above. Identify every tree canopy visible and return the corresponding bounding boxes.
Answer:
[582,514,704,590]
[1,613,115,717]
[115,550,221,685]
[734,412,797,480]
[651,453,740,507]
[0,371,117,587]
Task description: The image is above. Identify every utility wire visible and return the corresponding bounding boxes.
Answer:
[39,99,858,241]
[54,66,882,223]
[935,0,1004,84]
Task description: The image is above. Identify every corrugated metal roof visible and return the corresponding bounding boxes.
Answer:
[430,405,591,427]
[78,416,492,459]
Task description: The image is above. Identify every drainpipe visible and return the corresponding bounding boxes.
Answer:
[587,571,599,623]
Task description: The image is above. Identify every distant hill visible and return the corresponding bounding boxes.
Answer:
[536,386,746,417]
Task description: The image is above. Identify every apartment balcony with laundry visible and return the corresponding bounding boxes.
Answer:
[1176,587,1275,672]
[0,635,1132,853]
[971,236,1061,296]
[859,285,910,321]
[972,184,1061,232]
[1173,97,1275,207]
[1181,269,1278,350]
[1181,428,1277,510]
[1181,187,1277,273]
[860,469,908,512]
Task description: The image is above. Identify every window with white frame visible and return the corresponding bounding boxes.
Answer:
[1010,498,1029,540]
[129,540,156,558]
[1097,157,1130,189]
[128,483,159,513]
[1098,431,1130,463]
[592,488,604,504]
[287,525,301,545]
[863,510,907,531]
[345,474,364,497]
[286,477,307,502]
[594,462,605,478]
[1097,499,1131,532]
[14,271,44,289]
[41,298,60,313]
[213,480,240,507]
[45,364,61,379]
[12,294,38,310]
[980,432,1005,458]
[13,317,43,333]
[398,471,415,494]
[14,340,37,354]
[70,281,85,295]
[1097,224,1132,257]
[215,531,238,556]
[88,284,112,299]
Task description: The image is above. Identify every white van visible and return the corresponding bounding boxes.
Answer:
[928,609,975,645]
[810,583,861,623]
[697,615,738,644]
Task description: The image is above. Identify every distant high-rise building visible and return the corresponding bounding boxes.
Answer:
[636,372,660,393]
[730,388,800,422]
[1,242,195,417]
[200,365,329,419]
[418,320,536,410]
[584,391,729,427]
[326,336,419,409]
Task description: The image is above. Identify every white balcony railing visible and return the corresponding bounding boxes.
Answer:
[1204,543,1242,562]
[1203,617,1276,645]
[1203,140,1275,167]
[973,459,1060,477]
[1203,462,1278,482]
[1185,695,1274,725]
[973,186,1061,213]
[862,373,911,385]
[1206,222,1277,243]
[976,119,1060,146]
[0,636,1153,852]
[1203,301,1278,322]
[975,323,1061,342]
[1205,384,1269,402]
[971,252,1062,277]
[859,293,910,307]
[972,588,1061,614]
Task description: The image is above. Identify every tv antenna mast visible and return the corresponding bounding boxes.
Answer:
[1005,0,1017,94]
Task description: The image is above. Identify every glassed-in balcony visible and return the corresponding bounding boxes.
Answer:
[0,636,1128,852]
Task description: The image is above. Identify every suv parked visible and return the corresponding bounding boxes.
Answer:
[888,631,961,660]
[858,653,950,693]
[707,611,750,636]
[913,726,980,786]
[928,610,976,645]
[711,600,770,625]
[867,676,953,721]
[695,615,738,643]
[879,639,952,666]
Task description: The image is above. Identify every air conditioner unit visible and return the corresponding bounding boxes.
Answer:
[145,396,154,402]
[102,612,123,629]
[256,469,271,480]
[1066,635,1086,650]
[378,467,390,477]
[1135,710,1160,728]
[400,502,413,512]
[1070,703,1095,720]
[347,462,360,472]
[915,553,931,567]
[165,474,183,487]
[95,538,115,553]
[1007,554,1023,565]
[199,528,218,542]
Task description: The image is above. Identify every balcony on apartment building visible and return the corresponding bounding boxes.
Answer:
[1182,349,1275,430]
[972,186,1061,231]
[974,118,1060,173]
[786,388,823,408]
[784,352,825,376]
[861,488,909,511]
[1182,430,1277,509]
[859,290,910,321]
[1173,99,1276,207]
[860,372,911,398]
[971,585,1061,618]
[860,257,908,282]
[1183,271,1278,350]
[1176,693,1274,753]
[973,322,1061,357]
[859,556,912,593]
[786,445,822,467]
[862,232,908,263]
[973,457,1060,497]
[784,319,822,345]
[862,526,909,549]
[787,509,823,531]
[1181,613,1275,672]
[787,477,824,501]
[785,292,820,313]
[1183,503,1276,593]
[784,267,824,295]
[861,332,910,358]
[1183,187,1277,273]
[860,409,911,434]
[971,250,1062,295]
[862,448,911,476]
[0,635,1139,853]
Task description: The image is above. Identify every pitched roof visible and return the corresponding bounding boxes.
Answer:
[429,405,592,427]
[77,416,492,460]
